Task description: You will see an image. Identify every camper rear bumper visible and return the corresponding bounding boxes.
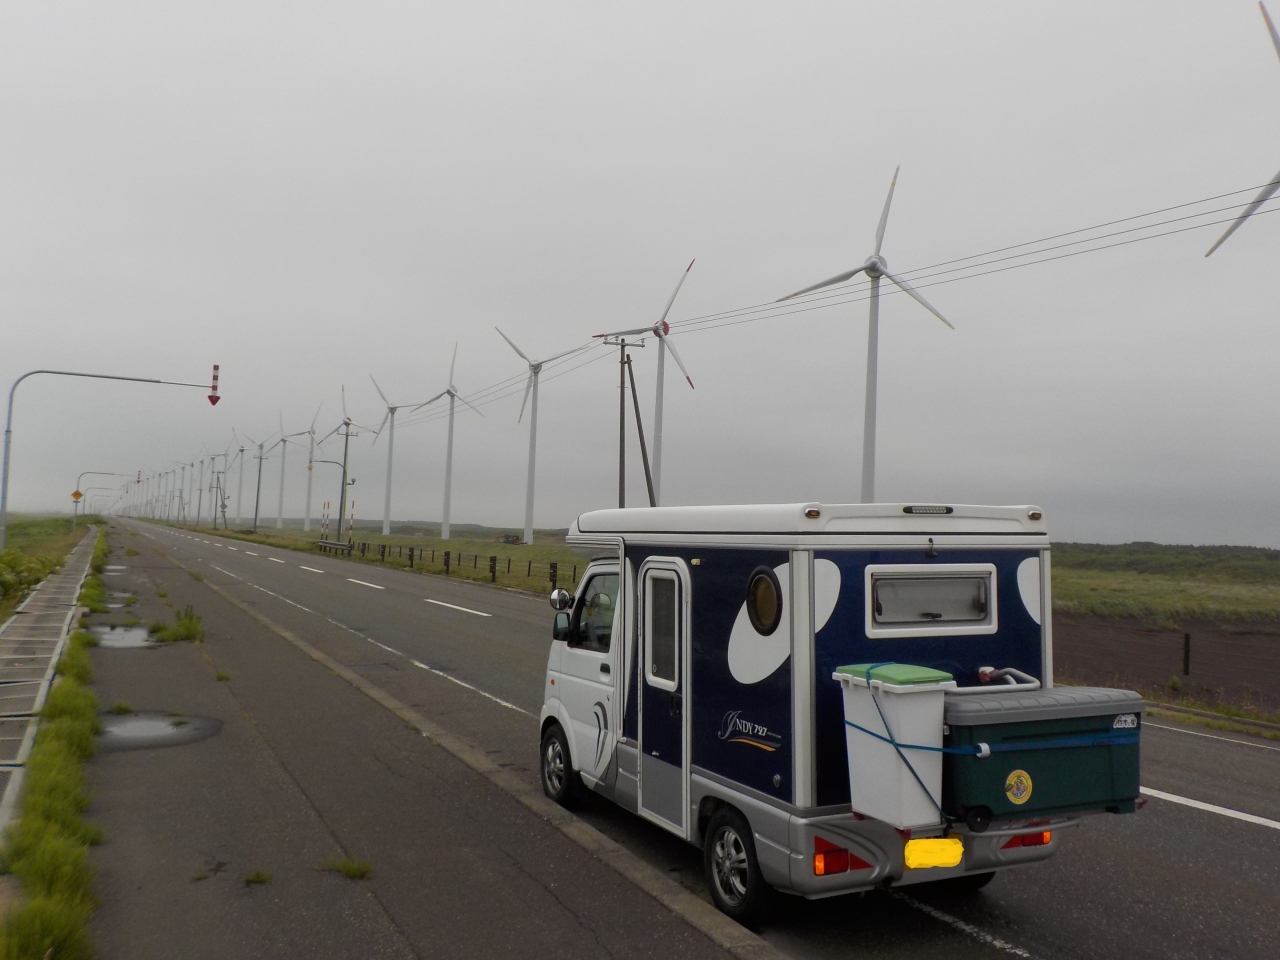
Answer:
[782,811,1072,898]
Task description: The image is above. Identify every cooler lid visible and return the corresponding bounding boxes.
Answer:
[944,686,1144,725]
[837,663,955,686]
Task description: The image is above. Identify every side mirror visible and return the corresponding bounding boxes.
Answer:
[552,611,571,640]
[549,588,573,611]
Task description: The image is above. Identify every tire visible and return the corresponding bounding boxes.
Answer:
[540,723,581,808]
[703,807,769,923]
[930,871,996,895]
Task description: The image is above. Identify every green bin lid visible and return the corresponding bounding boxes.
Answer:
[836,663,954,685]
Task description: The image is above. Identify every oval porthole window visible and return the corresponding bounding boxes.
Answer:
[746,566,783,636]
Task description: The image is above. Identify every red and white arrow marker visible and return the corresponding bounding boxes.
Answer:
[208,364,221,406]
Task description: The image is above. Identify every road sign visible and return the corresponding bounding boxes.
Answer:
[71,490,82,501]
[208,363,221,406]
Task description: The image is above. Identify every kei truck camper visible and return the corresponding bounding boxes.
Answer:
[539,503,1143,920]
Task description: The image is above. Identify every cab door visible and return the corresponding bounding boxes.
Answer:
[638,558,690,836]
[559,566,619,784]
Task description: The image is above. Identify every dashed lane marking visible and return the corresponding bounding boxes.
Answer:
[424,598,491,617]
[408,660,533,716]
[892,893,1034,958]
[246,551,258,556]
[348,578,384,589]
[1145,721,1280,752]
[300,566,324,574]
[268,557,285,563]
[1140,786,1280,831]
[228,547,238,551]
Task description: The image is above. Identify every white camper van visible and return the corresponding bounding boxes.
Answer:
[539,503,1143,920]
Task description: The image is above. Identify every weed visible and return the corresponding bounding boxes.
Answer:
[124,595,138,607]
[157,589,168,598]
[120,617,140,627]
[55,640,93,685]
[1166,676,1184,692]
[0,894,94,960]
[188,570,203,582]
[69,629,97,649]
[215,671,230,682]
[109,702,133,715]
[77,575,108,614]
[153,606,202,643]
[124,548,140,557]
[320,856,372,880]
[190,871,208,882]
[171,718,189,728]
[243,870,272,886]
[90,532,108,574]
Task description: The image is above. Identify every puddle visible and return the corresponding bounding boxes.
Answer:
[98,712,221,752]
[90,625,153,649]
[104,565,128,571]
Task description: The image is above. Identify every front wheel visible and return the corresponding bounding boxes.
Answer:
[540,723,581,808]
[703,807,769,923]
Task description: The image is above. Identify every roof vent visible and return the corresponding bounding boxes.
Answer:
[903,505,953,515]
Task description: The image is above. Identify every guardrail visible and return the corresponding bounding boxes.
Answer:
[316,540,354,556]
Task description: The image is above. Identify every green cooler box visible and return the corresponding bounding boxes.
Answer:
[941,686,1144,829]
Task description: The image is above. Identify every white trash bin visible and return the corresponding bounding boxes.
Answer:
[834,663,956,830]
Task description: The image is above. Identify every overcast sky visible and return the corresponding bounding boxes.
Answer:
[3,1,1279,547]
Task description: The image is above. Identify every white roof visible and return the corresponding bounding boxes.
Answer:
[570,502,1046,538]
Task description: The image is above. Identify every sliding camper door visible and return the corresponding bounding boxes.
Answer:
[638,558,690,835]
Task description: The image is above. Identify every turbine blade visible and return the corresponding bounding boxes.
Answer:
[656,258,695,327]
[659,335,695,389]
[409,390,449,412]
[777,265,867,302]
[875,166,900,255]
[341,385,348,418]
[1204,166,1280,256]
[370,375,390,406]
[310,400,323,431]
[449,342,458,386]
[371,409,390,447]
[540,342,589,364]
[518,373,533,423]
[496,327,532,363]
[1264,2,1280,64]
[593,326,654,338]
[454,390,485,417]
[278,410,284,437]
[883,270,955,329]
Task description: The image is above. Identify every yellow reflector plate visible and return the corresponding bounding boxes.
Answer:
[903,837,964,869]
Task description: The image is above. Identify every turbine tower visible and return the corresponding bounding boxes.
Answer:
[432,343,483,541]
[778,167,954,503]
[370,377,437,537]
[496,329,585,545]
[593,260,696,505]
[1206,2,1280,256]
[271,412,310,530]
[302,403,322,533]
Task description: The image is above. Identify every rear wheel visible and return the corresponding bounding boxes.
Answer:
[704,807,769,923]
[540,723,580,808]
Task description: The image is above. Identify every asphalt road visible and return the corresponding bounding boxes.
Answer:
[129,519,1280,960]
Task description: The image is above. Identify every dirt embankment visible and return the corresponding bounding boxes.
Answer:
[1053,613,1280,713]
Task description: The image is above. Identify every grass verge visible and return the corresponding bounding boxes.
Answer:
[148,606,203,643]
[0,632,103,959]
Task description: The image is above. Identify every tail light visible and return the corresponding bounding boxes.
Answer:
[1002,831,1052,849]
[813,836,874,876]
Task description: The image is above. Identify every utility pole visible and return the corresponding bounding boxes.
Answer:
[336,419,354,541]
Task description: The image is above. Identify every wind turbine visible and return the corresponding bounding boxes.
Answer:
[370,377,438,537]
[778,167,954,503]
[1206,2,1280,256]
[593,260,696,505]
[431,343,484,541]
[270,412,310,530]
[496,329,586,545]
[302,403,322,533]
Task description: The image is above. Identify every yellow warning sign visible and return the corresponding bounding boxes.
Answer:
[71,490,83,501]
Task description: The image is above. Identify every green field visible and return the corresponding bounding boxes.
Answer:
[1053,542,1280,623]
[0,515,94,621]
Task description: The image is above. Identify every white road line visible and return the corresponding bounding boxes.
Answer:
[300,566,324,574]
[408,660,533,716]
[211,565,242,581]
[268,557,285,563]
[892,892,1033,958]
[228,547,238,551]
[246,551,258,556]
[1145,721,1280,752]
[1140,786,1280,831]
[424,598,491,617]
[348,578,384,589]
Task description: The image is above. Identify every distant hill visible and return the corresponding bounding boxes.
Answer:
[1055,542,1280,583]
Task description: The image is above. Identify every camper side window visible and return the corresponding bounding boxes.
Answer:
[864,563,999,638]
[647,575,678,685]
[570,573,618,653]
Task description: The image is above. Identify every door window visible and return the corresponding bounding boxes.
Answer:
[646,573,679,689]
[570,573,618,652]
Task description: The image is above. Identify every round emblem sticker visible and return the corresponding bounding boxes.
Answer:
[1005,769,1033,805]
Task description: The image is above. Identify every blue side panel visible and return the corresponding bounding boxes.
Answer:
[622,552,639,743]
[628,545,794,804]
[813,548,1043,808]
